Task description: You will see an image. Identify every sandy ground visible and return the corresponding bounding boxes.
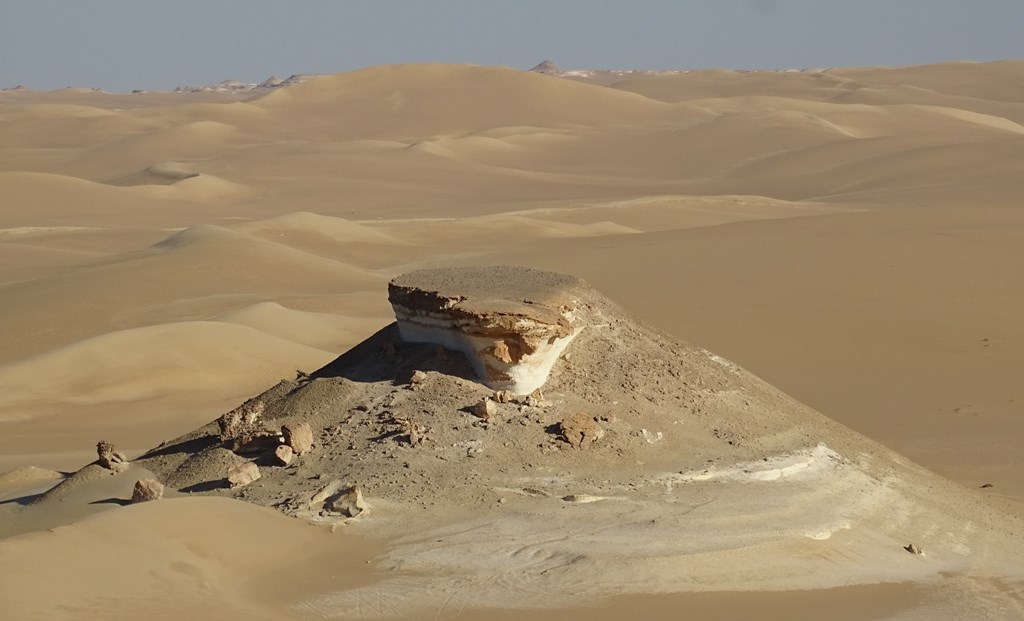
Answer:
[1,61,1023,618]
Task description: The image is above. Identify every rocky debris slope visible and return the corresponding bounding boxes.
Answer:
[134,266,772,520]
[99,266,1024,611]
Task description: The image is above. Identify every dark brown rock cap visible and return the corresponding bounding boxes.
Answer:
[388,265,587,328]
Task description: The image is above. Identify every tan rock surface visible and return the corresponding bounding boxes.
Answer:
[96,441,129,473]
[282,422,314,456]
[226,461,260,488]
[131,478,164,503]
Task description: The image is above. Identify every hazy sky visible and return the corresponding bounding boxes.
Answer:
[2,0,1023,91]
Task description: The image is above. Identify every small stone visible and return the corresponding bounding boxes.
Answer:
[493,390,515,403]
[282,422,314,456]
[327,485,369,518]
[395,417,426,446]
[96,441,129,472]
[131,478,164,503]
[227,461,261,488]
[310,480,345,507]
[559,414,605,450]
[471,398,497,421]
[274,444,294,466]
[410,370,428,385]
[904,543,923,555]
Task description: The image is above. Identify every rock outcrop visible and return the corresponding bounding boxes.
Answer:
[218,398,273,452]
[96,441,129,472]
[388,266,585,395]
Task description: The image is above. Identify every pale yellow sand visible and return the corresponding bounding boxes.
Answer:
[2,61,1023,619]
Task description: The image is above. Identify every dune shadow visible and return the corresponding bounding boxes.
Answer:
[0,492,46,506]
[139,434,221,460]
[89,497,132,506]
[179,480,228,493]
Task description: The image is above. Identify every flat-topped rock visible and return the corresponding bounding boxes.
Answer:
[388,266,587,395]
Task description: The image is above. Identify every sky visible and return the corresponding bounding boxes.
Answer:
[2,0,1023,91]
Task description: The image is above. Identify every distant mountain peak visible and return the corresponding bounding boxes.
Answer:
[529,60,563,74]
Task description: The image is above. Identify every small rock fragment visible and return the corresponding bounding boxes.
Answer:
[904,543,923,555]
[471,398,497,421]
[493,390,515,403]
[96,441,129,472]
[410,370,427,385]
[559,414,605,449]
[309,479,345,507]
[226,461,261,488]
[980,483,994,489]
[274,444,294,466]
[396,417,426,446]
[131,478,164,503]
[327,485,369,518]
[641,429,664,444]
[282,422,314,456]
[562,494,605,504]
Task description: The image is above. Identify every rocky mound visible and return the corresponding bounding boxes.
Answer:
[62,266,1024,614]
[135,266,789,515]
[529,60,564,75]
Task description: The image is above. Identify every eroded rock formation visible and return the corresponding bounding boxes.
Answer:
[388,266,585,395]
[96,441,129,472]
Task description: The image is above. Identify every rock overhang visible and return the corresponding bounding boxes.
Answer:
[388,266,585,395]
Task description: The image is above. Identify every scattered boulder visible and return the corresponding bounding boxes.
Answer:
[96,441,129,472]
[328,485,369,518]
[410,370,428,385]
[493,390,515,403]
[524,388,551,408]
[559,414,605,449]
[309,479,346,507]
[131,478,164,503]
[274,444,294,466]
[226,461,261,488]
[282,422,314,456]
[304,480,369,519]
[472,398,497,421]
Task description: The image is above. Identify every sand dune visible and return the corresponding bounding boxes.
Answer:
[215,301,385,351]
[2,60,1023,619]
[0,497,374,620]
[0,321,333,419]
[254,63,676,139]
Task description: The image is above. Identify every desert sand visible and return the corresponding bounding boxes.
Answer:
[1,61,1023,619]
